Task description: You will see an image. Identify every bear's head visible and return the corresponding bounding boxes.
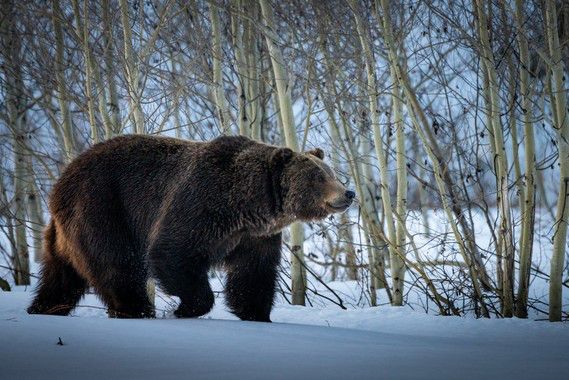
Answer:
[270,147,355,221]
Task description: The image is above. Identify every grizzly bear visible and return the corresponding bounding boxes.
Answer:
[28,135,355,321]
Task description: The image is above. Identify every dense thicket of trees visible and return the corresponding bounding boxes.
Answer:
[1,0,567,320]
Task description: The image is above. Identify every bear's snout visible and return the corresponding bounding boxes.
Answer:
[325,188,355,213]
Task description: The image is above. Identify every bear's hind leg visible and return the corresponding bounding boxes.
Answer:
[88,245,154,318]
[28,223,87,316]
[224,234,282,322]
[27,255,87,316]
[73,200,155,318]
[96,276,155,319]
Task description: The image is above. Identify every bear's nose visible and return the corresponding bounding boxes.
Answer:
[345,190,356,201]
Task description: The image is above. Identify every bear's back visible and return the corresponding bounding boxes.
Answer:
[48,134,262,241]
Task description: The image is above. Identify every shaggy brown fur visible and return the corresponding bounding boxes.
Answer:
[28,135,354,321]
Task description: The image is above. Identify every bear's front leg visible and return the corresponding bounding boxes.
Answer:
[224,233,282,322]
[151,251,215,318]
[172,267,215,318]
[148,223,215,319]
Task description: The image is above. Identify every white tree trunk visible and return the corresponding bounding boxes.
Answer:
[545,0,569,322]
[351,0,402,305]
[102,0,121,136]
[26,160,45,263]
[514,0,537,318]
[2,0,30,284]
[393,89,408,306]
[72,0,98,143]
[231,2,249,137]
[245,2,262,140]
[474,0,515,317]
[376,0,490,316]
[210,3,231,134]
[119,0,145,134]
[53,0,75,161]
[317,20,391,302]
[259,0,306,305]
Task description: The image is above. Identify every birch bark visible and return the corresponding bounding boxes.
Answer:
[259,0,306,305]
[514,0,537,318]
[545,0,569,322]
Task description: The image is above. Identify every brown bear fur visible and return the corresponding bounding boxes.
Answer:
[28,135,354,321]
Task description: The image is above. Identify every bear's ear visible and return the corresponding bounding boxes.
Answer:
[270,148,293,213]
[306,148,325,160]
[271,147,294,168]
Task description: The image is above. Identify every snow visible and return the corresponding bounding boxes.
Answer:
[1,208,567,379]
[1,290,568,379]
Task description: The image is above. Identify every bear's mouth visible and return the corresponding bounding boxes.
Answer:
[326,202,351,213]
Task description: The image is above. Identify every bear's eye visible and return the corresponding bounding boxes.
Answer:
[313,170,326,182]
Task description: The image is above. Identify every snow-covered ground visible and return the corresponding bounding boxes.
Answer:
[1,207,567,378]
[1,289,568,379]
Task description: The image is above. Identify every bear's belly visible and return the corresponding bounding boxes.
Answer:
[249,216,294,237]
[211,234,242,261]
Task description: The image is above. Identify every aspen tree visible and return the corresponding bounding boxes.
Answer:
[170,55,183,139]
[514,0,537,319]
[1,0,30,284]
[12,136,30,285]
[327,98,358,281]
[322,80,386,303]
[360,122,389,294]
[315,13,390,301]
[80,0,114,141]
[244,1,262,140]
[119,0,145,134]
[72,0,97,143]
[259,0,306,305]
[393,89,408,306]
[545,0,569,322]
[473,0,515,317]
[102,0,121,136]
[350,0,404,305]
[376,0,490,316]
[210,3,231,134]
[411,133,430,235]
[0,177,18,287]
[52,0,76,160]
[26,162,45,263]
[376,1,493,291]
[231,1,250,136]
